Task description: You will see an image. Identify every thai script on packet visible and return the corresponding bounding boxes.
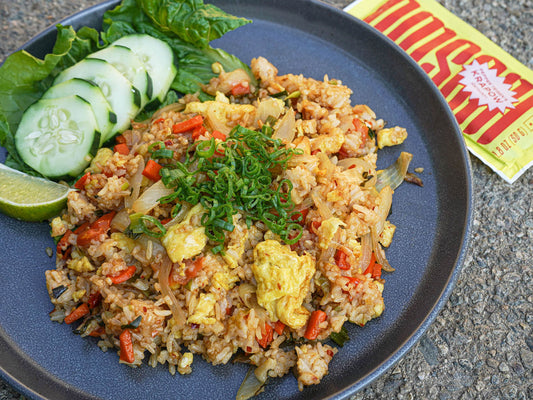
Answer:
[345,0,533,183]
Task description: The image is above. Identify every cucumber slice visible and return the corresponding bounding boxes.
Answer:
[15,95,100,178]
[53,58,140,141]
[113,34,177,102]
[88,45,153,108]
[42,78,116,145]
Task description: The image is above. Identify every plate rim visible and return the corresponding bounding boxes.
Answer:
[0,0,473,398]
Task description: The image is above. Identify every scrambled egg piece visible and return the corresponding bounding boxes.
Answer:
[212,270,239,291]
[86,148,113,174]
[184,100,256,136]
[188,293,217,325]
[252,240,315,329]
[111,232,136,252]
[317,217,346,249]
[379,221,396,248]
[377,126,407,149]
[67,256,94,272]
[161,204,208,263]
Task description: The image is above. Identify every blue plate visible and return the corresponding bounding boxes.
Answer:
[0,1,472,399]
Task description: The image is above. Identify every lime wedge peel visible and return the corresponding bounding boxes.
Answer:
[0,163,69,222]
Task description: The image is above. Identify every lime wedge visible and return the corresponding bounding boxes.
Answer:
[0,163,69,221]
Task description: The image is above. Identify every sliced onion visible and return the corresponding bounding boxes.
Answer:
[151,102,185,120]
[111,208,131,232]
[371,227,394,271]
[236,366,267,400]
[356,233,372,272]
[374,186,393,237]
[157,254,186,328]
[256,98,284,123]
[311,190,333,220]
[375,152,412,191]
[132,180,174,214]
[125,157,145,210]
[272,108,295,144]
[163,202,191,229]
[336,157,372,171]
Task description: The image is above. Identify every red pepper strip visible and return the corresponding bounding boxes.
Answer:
[291,208,309,225]
[211,130,226,141]
[346,276,360,288]
[74,172,91,190]
[230,82,250,96]
[311,149,320,155]
[64,303,90,325]
[310,220,321,235]
[109,265,137,284]
[88,326,105,337]
[56,229,73,256]
[353,118,370,149]
[169,257,205,287]
[115,134,127,144]
[172,115,204,134]
[153,117,165,124]
[119,329,135,363]
[334,248,351,270]
[142,159,163,181]
[161,217,172,225]
[304,310,327,340]
[113,143,129,155]
[337,146,350,159]
[274,320,285,335]
[87,291,102,309]
[192,125,207,140]
[363,252,382,279]
[256,322,274,349]
[77,212,116,247]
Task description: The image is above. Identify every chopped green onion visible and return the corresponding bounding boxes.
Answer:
[121,315,142,330]
[329,325,350,347]
[151,148,174,159]
[52,285,67,299]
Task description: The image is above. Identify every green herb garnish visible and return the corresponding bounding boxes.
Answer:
[121,315,142,330]
[329,325,350,347]
[160,125,303,249]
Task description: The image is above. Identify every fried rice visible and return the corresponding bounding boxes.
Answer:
[46,56,409,395]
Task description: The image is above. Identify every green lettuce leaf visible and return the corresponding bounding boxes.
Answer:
[103,0,256,99]
[0,24,101,174]
[139,0,250,49]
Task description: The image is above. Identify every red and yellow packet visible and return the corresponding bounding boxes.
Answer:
[345,0,533,183]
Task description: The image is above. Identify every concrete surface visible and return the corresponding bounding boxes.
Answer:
[0,0,531,399]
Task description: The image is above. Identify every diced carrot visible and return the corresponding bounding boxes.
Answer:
[211,130,226,141]
[310,220,321,234]
[364,252,376,275]
[311,149,320,155]
[64,303,90,325]
[161,217,172,225]
[88,327,105,337]
[334,249,351,270]
[119,329,135,363]
[192,125,207,140]
[172,115,204,134]
[256,322,274,348]
[274,320,285,335]
[169,257,205,287]
[113,143,129,155]
[291,208,309,225]
[337,146,350,159]
[108,265,137,284]
[77,212,116,247]
[304,310,327,340]
[230,83,250,96]
[74,172,91,190]
[346,276,360,287]
[142,159,163,181]
[87,291,102,309]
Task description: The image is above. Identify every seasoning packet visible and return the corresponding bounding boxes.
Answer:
[345,0,533,183]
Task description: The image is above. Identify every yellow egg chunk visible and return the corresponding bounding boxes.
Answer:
[161,204,208,263]
[187,293,217,325]
[317,217,346,249]
[252,240,315,329]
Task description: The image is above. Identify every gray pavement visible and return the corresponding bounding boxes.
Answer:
[1,1,531,399]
